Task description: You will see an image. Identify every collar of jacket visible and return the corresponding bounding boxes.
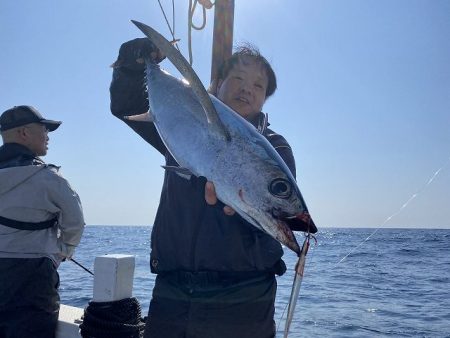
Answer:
[0,143,45,169]
[248,112,269,135]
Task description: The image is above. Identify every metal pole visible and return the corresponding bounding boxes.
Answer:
[210,0,234,83]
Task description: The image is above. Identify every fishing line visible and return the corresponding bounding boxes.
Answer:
[188,0,212,65]
[334,155,450,267]
[157,0,212,65]
[276,155,449,333]
[70,257,94,276]
[157,0,181,52]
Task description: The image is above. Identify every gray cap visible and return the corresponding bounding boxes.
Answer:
[0,105,61,132]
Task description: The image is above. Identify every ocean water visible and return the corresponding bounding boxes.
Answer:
[59,226,450,337]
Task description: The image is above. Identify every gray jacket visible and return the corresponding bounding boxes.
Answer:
[0,144,85,266]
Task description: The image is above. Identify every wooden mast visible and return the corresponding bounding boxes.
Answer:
[210,0,235,83]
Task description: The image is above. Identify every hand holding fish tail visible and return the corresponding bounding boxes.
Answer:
[111,38,165,70]
[205,181,236,216]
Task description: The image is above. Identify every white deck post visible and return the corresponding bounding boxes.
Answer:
[56,254,136,338]
[93,254,135,302]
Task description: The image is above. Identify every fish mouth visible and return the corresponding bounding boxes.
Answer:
[272,208,318,233]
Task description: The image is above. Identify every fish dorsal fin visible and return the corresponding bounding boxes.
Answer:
[131,20,231,142]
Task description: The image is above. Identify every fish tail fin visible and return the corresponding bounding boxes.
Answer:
[131,20,231,142]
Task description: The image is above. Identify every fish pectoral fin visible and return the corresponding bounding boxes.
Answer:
[124,111,154,122]
[162,165,194,180]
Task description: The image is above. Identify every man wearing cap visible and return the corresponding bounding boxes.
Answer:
[0,105,85,338]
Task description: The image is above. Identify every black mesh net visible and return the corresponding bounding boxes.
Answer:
[79,297,146,338]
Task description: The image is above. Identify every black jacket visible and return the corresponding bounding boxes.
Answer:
[110,67,297,275]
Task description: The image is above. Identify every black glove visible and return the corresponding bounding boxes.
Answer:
[112,38,166,71]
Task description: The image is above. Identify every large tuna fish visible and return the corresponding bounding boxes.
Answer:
[129,20,318,336]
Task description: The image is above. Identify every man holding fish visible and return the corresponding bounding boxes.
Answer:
[110,33,315,337]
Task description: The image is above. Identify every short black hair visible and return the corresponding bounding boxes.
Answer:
[216,43,277,98]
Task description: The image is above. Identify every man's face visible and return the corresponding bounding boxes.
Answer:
[23,123,49,156]
[216,57,269,120]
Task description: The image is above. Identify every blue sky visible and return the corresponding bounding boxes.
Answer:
[1,1,449,228]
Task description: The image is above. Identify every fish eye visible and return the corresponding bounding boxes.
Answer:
[269,179,292,199]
